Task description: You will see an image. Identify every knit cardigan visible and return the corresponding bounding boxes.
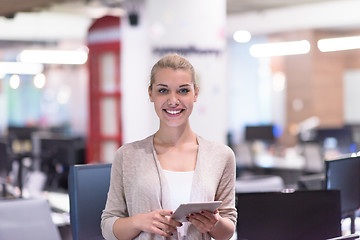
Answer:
[101,135,237,240]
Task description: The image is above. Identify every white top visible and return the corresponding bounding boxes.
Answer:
[163,169,194,239]
[163,169,194,210]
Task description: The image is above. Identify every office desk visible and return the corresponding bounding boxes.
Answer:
[250,153,305,187]
[254,152,305,169]
[46,191,72,240]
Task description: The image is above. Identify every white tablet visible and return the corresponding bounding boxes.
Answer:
[171,201,222,222]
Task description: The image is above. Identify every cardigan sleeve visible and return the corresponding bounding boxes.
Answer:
[216,145,238,225]
[101,148,128,240]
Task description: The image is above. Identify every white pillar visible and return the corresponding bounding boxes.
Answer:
[121,0,227,144]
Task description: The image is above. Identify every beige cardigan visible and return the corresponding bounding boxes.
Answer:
[101,135,237,240]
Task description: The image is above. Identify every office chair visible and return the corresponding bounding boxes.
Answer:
[0,198,61,240]
[68,163,112,240]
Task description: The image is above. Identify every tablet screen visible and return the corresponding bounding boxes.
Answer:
[171,201,222,222]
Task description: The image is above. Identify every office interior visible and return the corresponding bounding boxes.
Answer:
[1,0,360,239]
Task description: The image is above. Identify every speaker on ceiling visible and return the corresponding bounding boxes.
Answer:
[128,12,138,26]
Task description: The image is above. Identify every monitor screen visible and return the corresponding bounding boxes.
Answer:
[316,127,354,154]
[325,156,360,216]
[245,125,275,141]
[40,137,85,190]
[236,190,341,240]
[7,126,38,141]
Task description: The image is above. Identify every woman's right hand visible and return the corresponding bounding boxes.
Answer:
[135,209,182,237]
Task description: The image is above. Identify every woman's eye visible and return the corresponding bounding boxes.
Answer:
[158,88,168,94]
[179,88,190,94]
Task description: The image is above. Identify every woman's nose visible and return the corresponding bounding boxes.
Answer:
[167,93,179,106]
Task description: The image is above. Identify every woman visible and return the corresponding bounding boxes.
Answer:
[101,53,237,240]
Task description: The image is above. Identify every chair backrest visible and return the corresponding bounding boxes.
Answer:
[0,198,61,240]
[236,190,342,240]
[68,163,112,240]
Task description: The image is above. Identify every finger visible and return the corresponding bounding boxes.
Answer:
[188,212,218,233]
[189,212,210,223]
[153,217,178,233]
[150,226,174,237]
[150,220,177,237]
[187,216,211,233]
[168,218,183,227]
[159,209,174,217]
[199,210,214,219]
[160,210,182,227]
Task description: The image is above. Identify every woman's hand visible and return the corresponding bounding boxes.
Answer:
[186,209,219,233]
[136,209,182,237]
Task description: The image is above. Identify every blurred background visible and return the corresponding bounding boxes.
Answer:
[1,0,360,238]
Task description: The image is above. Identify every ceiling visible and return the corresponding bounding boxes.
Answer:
[226,0,338,14]
[0,0,359,44]
[0,0,123,18]
[0,0,340,18]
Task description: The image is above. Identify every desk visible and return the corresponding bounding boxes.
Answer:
[254,153,305,170]
[342,217,360,236]
[46,191,72,240]
[46,191,70,225]
[251,153,305,187]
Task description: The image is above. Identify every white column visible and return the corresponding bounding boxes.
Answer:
[121,0,227,144]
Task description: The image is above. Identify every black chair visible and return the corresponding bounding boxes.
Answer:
[68,163,111,240]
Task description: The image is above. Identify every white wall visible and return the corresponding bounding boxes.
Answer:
[120,3,154,144]
[344,70,360,124]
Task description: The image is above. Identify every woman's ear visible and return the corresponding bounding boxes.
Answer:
[194,87,199,102]
[148,87,154,102]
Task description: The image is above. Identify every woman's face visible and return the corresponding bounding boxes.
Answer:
[149,68,198,128]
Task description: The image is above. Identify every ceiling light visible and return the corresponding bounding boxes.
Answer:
[317,36,360,52]
[0,62,44,75]
[33,73,46,89]
[57,86,72,104]
[250,40,310,58]
[233,30,251,43]
[18,48,88,65]
[9,75,21,89]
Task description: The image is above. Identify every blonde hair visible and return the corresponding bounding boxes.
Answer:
[149,53,197,91]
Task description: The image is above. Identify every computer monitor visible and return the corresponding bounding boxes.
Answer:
[325,156,360,216]
[316,127,354,154]
[7,126,38,141]
[245,125,276,141]
[236,190,341,240]
[40,136,85,190]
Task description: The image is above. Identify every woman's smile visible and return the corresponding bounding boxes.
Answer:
[164,108,183,116]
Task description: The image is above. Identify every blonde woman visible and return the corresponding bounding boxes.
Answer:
[101,53,237,240]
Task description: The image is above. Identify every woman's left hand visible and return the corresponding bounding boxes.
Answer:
[186,209,219,233]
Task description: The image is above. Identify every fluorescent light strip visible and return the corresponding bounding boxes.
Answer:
[18,49,88,65]
[250,40,311,58]
[0,62,44,75]
[318,36,360,52]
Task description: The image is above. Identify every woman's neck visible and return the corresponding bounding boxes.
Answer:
[154,124,196,146]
